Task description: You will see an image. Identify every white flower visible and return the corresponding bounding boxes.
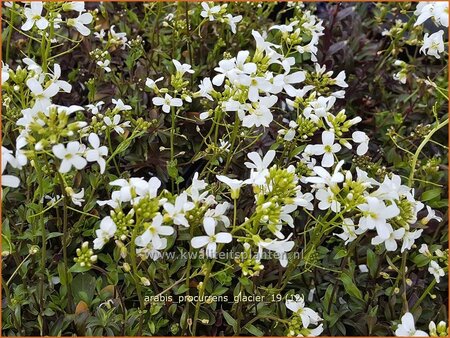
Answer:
[270,20,299,33]
[21,2,49,31]
[244,76,273,102]
[85,133,108,173]
[252,30,282,62]
[67,12,93,36]
[371,225,405,251]
[310,131,341,167]
[163,193,194,227]
[104,114,130,134]
[135,214,174,249]
[302,96,336,122]
[93,216,117,250]
[420,30,445,59]
[304,160,345,187]
[395,312,428,336]
[401,229,423,253]
[217,175,245,199]
[271,67,306,97]
[191,217,232,258]
[420,205,443,225]
[112,98,132,111]
[45,64,70,93]
[234,50,257,75]
[2,62,9,84]
[212,58,237,86]
[223,14,242,34]
[1,146,20,188]
[359,264,369,273]
[316,187,340,212]
[132,177,162,205]
[332,70,348,88]
[414,2,448,27]
[52,141,87,173]
[86,101,104,115]
[109,25,128,48]
[371,174,409,201]
[204,202,231,228]
[393,60,408,84]
[419,244,431,256]
[200,2,221,21]
[244,149,276,185]
[109,178,146,203]
[97,59,111,72]
[2,146,19,172]
[352,131,369,156]
[2,173,20,188]
[186,172,209,203]
[294,191,314,210]
[172,59,194,76]
[257,235,295,267]
[62,2,86,12]
[15,134,28,168]
[26,78,59,112]
[428,260,445,283]
[145,76,164,91]
[67,187,85,206]
[241,96,278,128]
[197,77,214,101]
[286,295,322,328]
[358,197,400,239]
[136,237,167,260]
[152,93,183,113]
[306,324,324,337]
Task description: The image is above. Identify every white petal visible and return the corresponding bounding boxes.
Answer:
[191,236,209,248]
[203,217,216,236]
[321,152,334,168]
[52,144,66,159]
[215,232,232,243]
[88,133,100,148]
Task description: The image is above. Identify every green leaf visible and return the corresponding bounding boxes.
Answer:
[340,272,363,301]
[68,263,91,274]
[47,232,63,239]
[334,249,347,260]
[412,254,430,267]
[244,323,264,336]
[221,310,238,333]
[421,188,441,201]
[167,160,179,179]
[366,249,378,278]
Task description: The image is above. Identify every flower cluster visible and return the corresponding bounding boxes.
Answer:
[286,295,323,337]
[414,2,448,59]
[200,2,243,34]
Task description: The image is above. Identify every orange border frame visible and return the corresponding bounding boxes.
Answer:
[0,0,448,337]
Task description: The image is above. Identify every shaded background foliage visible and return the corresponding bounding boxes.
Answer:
[2,2,448,336]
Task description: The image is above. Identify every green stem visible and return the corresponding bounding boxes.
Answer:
[192,261,213,335]
[5,8,15,62]
[130,219,145,335]
[223,112,240,174]
[181,225,195,335]
[408,118,449,186]
[55,171,74,313]
[6,254,31,286]
[170,106,177,192]
[411,279,437,313]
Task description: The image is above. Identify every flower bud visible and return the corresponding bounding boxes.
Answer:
[140,277,151,286]
[29,245,40,255]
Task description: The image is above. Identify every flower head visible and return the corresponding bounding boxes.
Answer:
[52,141,87,173]
[191,217,232,258]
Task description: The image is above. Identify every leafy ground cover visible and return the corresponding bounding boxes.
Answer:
[1,2,448,336]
